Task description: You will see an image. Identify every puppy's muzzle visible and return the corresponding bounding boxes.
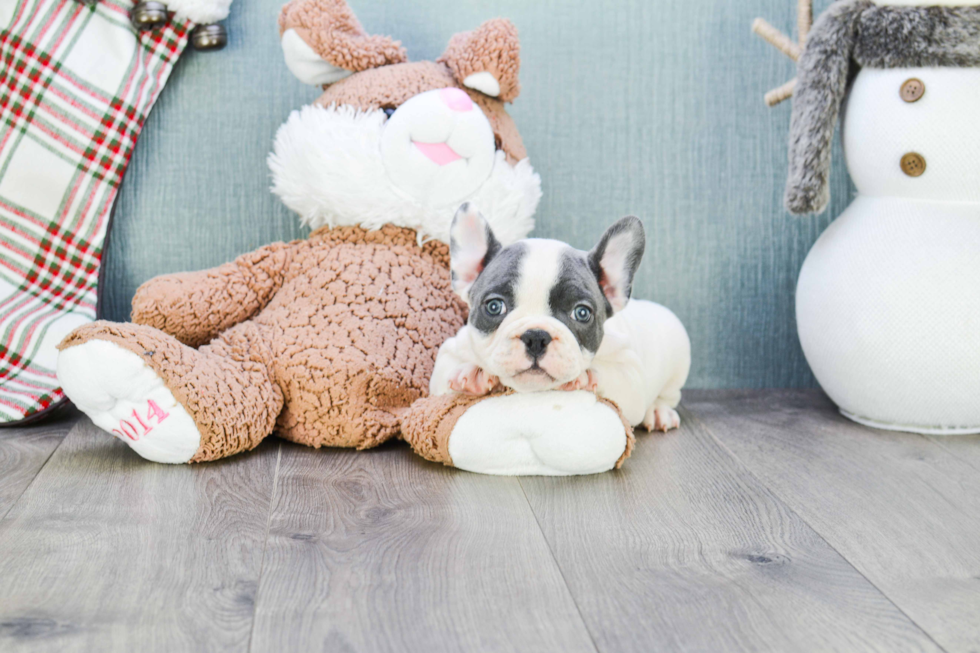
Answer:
[520,329,552,360]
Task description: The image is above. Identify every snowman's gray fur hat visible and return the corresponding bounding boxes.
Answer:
[785,0,980,214]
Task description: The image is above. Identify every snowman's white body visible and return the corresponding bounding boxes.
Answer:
[796,66,980,433]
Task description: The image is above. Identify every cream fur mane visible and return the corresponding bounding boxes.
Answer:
[268,104,541,246]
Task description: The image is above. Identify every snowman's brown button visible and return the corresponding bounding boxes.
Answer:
[900,78,925,103]
[901,152,926,177]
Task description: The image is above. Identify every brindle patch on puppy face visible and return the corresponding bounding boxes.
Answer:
[467,243,526,335]
[548,250,609,354]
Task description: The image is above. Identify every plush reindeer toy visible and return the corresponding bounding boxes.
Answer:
[56,0,638,475]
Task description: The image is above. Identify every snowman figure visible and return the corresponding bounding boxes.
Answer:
[761,0,980,433]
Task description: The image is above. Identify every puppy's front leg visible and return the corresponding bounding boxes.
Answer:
[558,369,599,392]
[430,327,498,396]
[448,364,500,395]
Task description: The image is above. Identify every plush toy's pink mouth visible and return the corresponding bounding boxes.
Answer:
[413,141,462,166]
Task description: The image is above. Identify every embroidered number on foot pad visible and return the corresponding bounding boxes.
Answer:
[112,400,170,441]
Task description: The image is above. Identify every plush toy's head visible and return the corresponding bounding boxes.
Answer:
[269,0,541,246]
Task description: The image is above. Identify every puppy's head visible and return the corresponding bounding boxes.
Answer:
[450,203,645,392]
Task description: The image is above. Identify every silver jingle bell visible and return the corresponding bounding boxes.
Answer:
[190,23,227,51]
[130,1,168,30]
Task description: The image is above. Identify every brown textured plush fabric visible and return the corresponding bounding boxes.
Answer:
[437,18,521,103]
[66,226,467,456]
[131,241,294,348]
[278,0,407,72]
[400,392,480,466]
[315,61,527,163]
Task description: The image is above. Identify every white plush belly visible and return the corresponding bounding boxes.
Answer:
[843,67,980,203]
[447,391,627,476]
[796,196,980,431]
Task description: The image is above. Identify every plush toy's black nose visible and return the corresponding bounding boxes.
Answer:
[521,329,552,359]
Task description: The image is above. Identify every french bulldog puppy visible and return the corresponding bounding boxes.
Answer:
[430,204,691,431]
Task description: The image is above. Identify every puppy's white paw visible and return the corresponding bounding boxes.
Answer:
[559,368,598,393]
[447,364,499,396]
[643,403,681,433]
[57,340,201,463]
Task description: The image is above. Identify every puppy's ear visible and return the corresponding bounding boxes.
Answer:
[588,216,646,314]
[449,203,501,304]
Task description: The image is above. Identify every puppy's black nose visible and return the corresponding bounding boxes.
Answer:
[520,329,552,359]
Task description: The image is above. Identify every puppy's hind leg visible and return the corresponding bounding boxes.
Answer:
[642,385,683,433]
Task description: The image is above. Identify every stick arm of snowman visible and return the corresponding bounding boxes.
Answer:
[785,0,869,215]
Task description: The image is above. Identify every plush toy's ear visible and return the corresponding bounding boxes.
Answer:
[588,216,646,314]
[449,203,501,304]
[278,0,408,87]
[437,18,520,102]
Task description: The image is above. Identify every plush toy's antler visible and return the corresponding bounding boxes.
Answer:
[753,0,812,106]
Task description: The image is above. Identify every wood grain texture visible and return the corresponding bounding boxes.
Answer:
[0,418,278,653]
[925,433,980,477]
[686,389,980,653]
[249,441,596,653]
[519,413,943,653]
[0,407,76,520]
[102,0,848,389]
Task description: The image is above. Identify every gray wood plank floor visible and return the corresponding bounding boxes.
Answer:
[1,390,978,652]
[0,408,77,520]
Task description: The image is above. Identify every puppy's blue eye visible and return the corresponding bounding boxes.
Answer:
[573,305,592,322]
[485,298,506,317]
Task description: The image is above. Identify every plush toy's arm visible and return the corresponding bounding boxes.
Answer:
[400,390,636,473]
[785,0,867,215]
[131,242,296,347]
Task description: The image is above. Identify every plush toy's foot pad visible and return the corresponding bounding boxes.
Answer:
[449,391,631,476]
[57,339,201,463]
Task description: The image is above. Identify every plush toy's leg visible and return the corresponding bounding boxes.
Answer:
[57,321,282,463]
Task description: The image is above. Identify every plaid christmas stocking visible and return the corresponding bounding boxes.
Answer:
[0,0,230,424]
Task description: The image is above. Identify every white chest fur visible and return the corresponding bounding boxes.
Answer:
[843,68,980,203]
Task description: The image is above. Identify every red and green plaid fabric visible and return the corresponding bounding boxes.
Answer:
[0,0,191,422]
